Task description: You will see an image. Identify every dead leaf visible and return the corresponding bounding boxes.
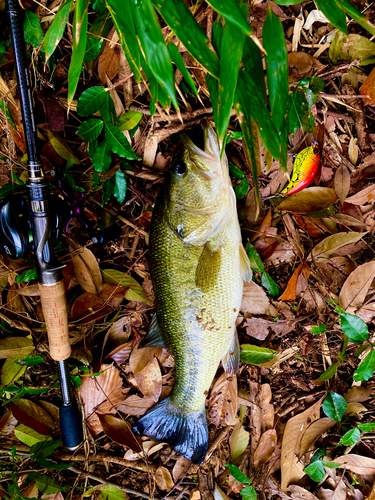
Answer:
[0,410,17,438]
[339,261,375,313]
[172,456,192,481]
[279,262,310,301]
[71,283,127,322]
[155,466,174,491]
[10,399,55,435]
[288,485,319,499]
[107,316,131,347]
[79,363,127,435]
[334,164,351,206]
[230,422,249,461]
[208,372,238,427]
[308,232,366,263]
[345,402,367,415]
[134,356,162,402]
[129,344,159,374]
[118,395,155,416]
[241,281,270,314]
[98,414,142,452]
[104,341,133,364]
[244,317,271,341]
[71,243,103,295]
[98,31,121,84]
[344,385,375,402]
[359,66,375,105]
[254,429,277,470]
[288,52,323,81]
[334,454,375,474]
[277,187,338,215]
[0,337,34,359]
[281,397,323,492]
[346,184,375,205]
[299,418,335,457]
[260,383,275,431]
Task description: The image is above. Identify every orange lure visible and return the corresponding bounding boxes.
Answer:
[281,145,320,196]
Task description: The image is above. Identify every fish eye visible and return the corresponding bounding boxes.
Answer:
[172,162,187,177]
[313,145,320,155]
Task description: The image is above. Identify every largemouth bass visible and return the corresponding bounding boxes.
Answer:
[133,121,252,463]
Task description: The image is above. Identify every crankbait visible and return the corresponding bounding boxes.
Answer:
[281,144,320,196]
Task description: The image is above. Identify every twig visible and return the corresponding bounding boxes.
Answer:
[129,106,213,122]
[317,59,361,79]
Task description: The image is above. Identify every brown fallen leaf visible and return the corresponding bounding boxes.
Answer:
[70,243,103,295]
[288,485,319,499]
[79,363,127,435]
[359,66,375,105]
[229,422,249,462]
[299,418,335,457]
[345,402,367,415]
[288,51,323,81]
[106,316,132,348]
[134,356,162,402]
[118,395,155,416]
[334,454,375,475]
[155,466,174,492]
[308,232,366,263]
[0,410,18,438]
[260,384,275,431]
[98,31,121,84]
[71,283,127,322]
[208,372,238,427]
[241,280,270,315]
[10,399,55,436]
[254,429,277,470]
[244,317,272,341]
[346,184,375,205]
[279,262,310,301]
[104,341,133,364]
[129,343,159,374]
[172,456,192,481]
[277,187,338,215]
[98,414,142,452]
[281,397,323,492]
[334,164,351,207]
[344,385,375,402]
[339,261,375,313]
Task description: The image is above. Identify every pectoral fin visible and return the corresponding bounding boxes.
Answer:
[139,313,167,349]
[222,330,240,375]
[239,244,252,282]
[195,243,222,293]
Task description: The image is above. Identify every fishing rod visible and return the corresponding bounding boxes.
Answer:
[6,0,83,450]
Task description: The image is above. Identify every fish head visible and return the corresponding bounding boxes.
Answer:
[165,121,235,244]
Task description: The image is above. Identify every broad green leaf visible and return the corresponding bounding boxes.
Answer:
[319,361,340,381]
[242,37,266,101]
[84,37,104,62]
[207,0,252,35]
[321,461,342,469]
[234,177,249,199]
[68,0,89,103]
[336,0,375,36]
[304,460,325,482]
[30,439,60,460]
[93,141,112,173]
[107,0,142,81]
[100,92,117,124]
[168,42,198,96]
[105,123,139,159]
[289,87,314,136]
[240,485,257,500]
[130,0,177,109]
[216,16,246,141]
[1,359,26,385]
[36,475,62,496]
[114,170,127,204]
[102,269,150,303]
[240,345,278,365]
[323,392,347,422]
[315,0,347,34]
[261,272,279,298]
[77,86,107,116]
[82,485,128,500]
[24,11,44,49]
[353,349,375,381]
[78,118,104,141]
[117,110,143,131]
[246,241,264,273]
[358,422,375,432]
[0,337,34,359]
[338,428,361,446]
[206,74,219,129]
[339,313,369,343]
[14,424,52,447]
[16,268,37,283]
[16,355,43,366]
[44,0,74,62]
[103,176,116,203]
[225,464,251,484]
[229,162,244,179]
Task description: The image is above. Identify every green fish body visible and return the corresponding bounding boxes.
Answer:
[133,121,251,463]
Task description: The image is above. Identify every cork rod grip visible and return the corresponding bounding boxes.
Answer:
[39,281,71,361]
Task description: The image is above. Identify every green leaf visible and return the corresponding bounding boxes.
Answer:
[117,110,143,131]
[0,101,16,129]
[261,272,279,298]
[68,0,89,103]
[77,86,107,117]
[288,87,314,135]
[304,460,325,482]
[102,269,150,304]
[44,0,74,61]
[16,268,37,284]
[319,361,340,381]
[78,118,104,141]
[330,32,375,65]
[225,464,251,484]
[16,355,44,366]
[30,439,60,460]
[321,461,341,469]
[82,485,128,500]
[114,170,127,204]
[229,162,244,179]
[336,0,375,36]
[216,15,246,141]
[315,0,348,34]
[322,392,347,422]
[207,0,252,35]
[246,241,265,273]
[106,0,142,81]
[234,177,249,199]
[92,141,112,173]
[24,11,44,49]
[105,123,139,159]
[242,37,266,101]
[14,424,52,447]
[36,475,62,496]
[102,176,116,203]
[240,345,278,365]
[1,359,26,385]
[130,0,177,109]
[358,422,375,432]
[339,313,369,343]
[0,337,34,359]
[353,349,375,382]
[168,42,198,96]
[338,428,361,446]
[100,92,117,124]
[84,37,104,62]
[241,485,257,500]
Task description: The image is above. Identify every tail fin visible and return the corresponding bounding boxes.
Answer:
[133,397,208,463]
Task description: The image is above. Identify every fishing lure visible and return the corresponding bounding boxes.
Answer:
[281,144,320,196]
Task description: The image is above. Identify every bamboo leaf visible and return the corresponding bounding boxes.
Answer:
[44,0,74,62]
[242,37,266,101]
[315,0,348,34]
[168,43,198,96]
[336,0,375,36]
[207,0,252,35]
[68,0,89,103]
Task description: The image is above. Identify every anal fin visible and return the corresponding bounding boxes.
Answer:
[239,243,252,282]
[139,313,167,349]
[222,330,240,374]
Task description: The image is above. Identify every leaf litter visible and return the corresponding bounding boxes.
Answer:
[1,1,375,499]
